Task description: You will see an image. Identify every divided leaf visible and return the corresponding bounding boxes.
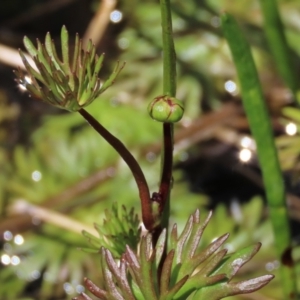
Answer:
[82,203,141,257]
[75,209,273,300]
[16,26,124,111]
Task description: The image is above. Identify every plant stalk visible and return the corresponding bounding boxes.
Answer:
[159,0,177,231]
[78,108,155,231]
[222,13,297,299]
[259,0,299,103]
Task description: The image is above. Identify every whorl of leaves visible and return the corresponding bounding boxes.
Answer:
[15,26,124,111]
[81,203,141,258]
[74,209,274,300]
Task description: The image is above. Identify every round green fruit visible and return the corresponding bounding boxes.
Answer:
[148,95,184,123]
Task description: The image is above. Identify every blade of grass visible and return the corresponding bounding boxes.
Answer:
[221,13,296,299]
[259,0,300,103]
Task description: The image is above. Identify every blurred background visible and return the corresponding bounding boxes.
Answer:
[0,0,300,299]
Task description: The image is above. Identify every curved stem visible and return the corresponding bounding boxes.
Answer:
[78,108,155,230]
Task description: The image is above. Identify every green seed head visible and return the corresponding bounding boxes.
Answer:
[148,95,184,123]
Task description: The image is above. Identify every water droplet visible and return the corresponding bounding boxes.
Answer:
[265,260,280,271]
[76,285,85,293]
[30,270,41,280]
[238,148,252,163]
[118,38,129,49]
[285,122,297,136]
[224,80,237,94]
[64,282,74,294]
[14,234,24,245]
[31,170,42,182]
[11,255,21,266]
[146,152,156,162]
[3,231,13,241]
[265,262,274,271]
[110,10,123,23]
[240,136,256,150]
[1,254,11,265]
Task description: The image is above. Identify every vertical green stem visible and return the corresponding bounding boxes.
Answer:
[159,0,177,231]
[160,0,176,96]
[259,0,299,103]
[222,14,297,299]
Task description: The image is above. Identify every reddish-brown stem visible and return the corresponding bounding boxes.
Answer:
[153,122,173,265]
[159,123,173,214]
[78,108,155,230]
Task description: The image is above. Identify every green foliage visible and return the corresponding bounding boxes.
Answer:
[15,26,124,111]
[0,232,94,299]
[73,209,273,300]
[222,12,296,298]
[259,0,299,101]
[277,106,300,172]
[82,203,141,257]
[2,0,300,299]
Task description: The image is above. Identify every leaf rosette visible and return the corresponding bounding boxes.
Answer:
[74,209,274,300]
[15,26,124,111]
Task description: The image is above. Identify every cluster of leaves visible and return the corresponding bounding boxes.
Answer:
[0,196,274,299]
[14,26,124,111]
[1,194,279,299]
[82,203,141,257]
[74,209,273,300]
